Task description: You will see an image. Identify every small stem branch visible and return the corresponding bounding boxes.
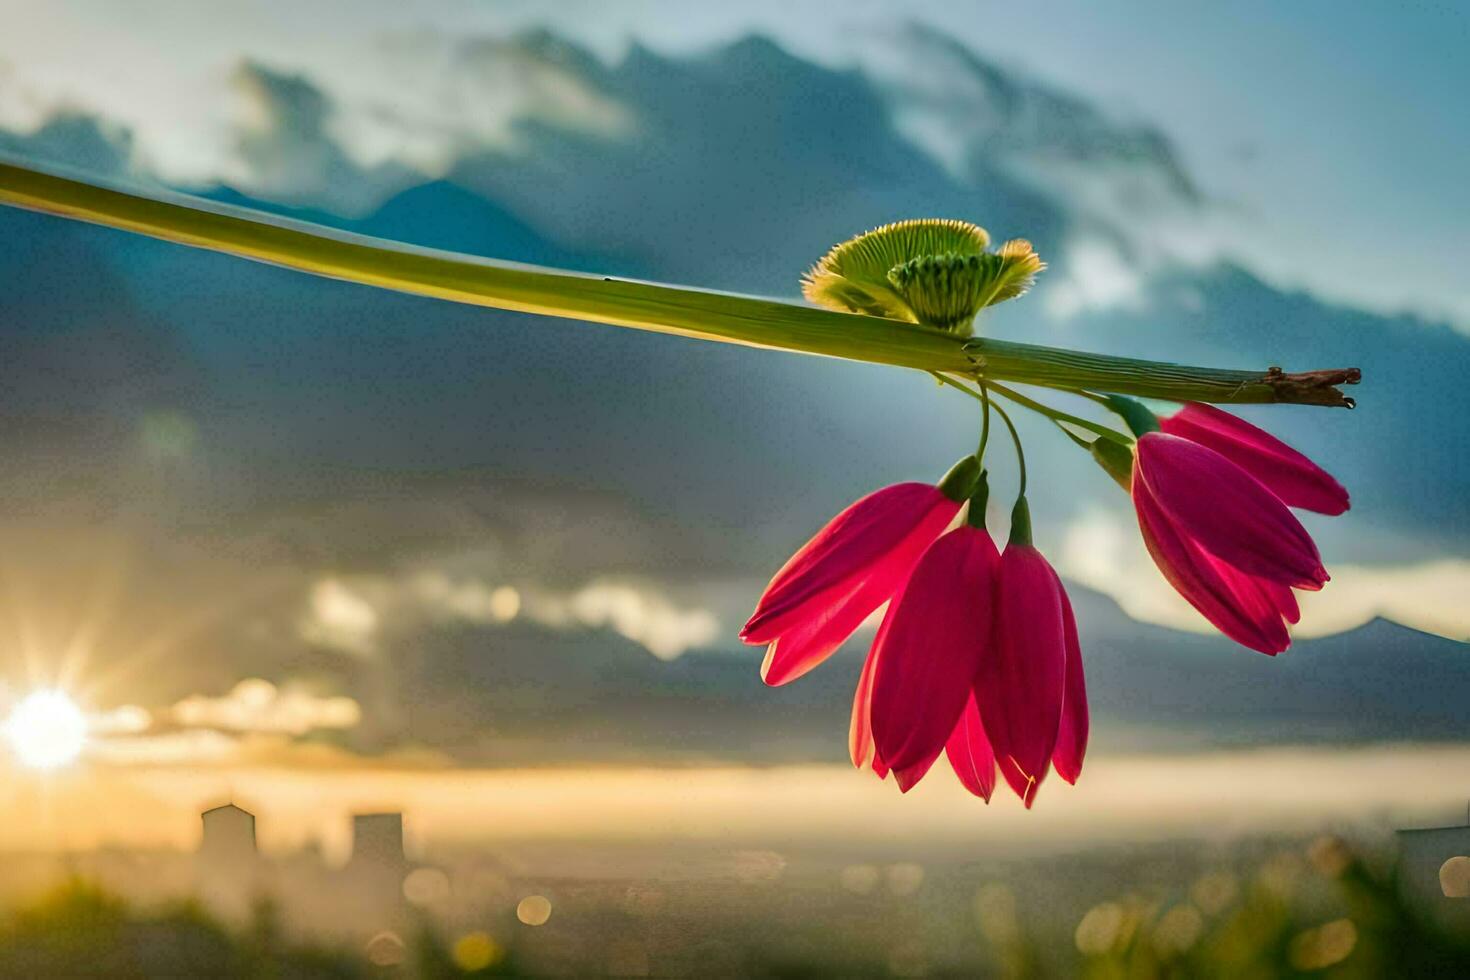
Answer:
[980,380,1132,446]
[0,158,1361,408]
[989,397,1026,496]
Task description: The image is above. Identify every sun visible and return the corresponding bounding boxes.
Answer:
[4,690,88,770]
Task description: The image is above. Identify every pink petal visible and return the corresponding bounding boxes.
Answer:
[976,545,1066,806]
[761,573,887,687]
[1135,433,1327,590]
[893,746,943,793]
[742,483,959,643]
[1161,403,1349,515]
[1134,481,1292,655]
[998,754,1043,809]
[848,600,898,772]
[1050,572,1089,785]
[869,526,998,775]
[945,694,996,801]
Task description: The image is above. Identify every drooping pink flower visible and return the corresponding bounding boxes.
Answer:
[861,497,1089,806]
[1136,434,1328,590]
[972,504,1080,808]
[1159,402,1349,515]
[867,523,999,791]
[742,457,979,686]
[1132,432,1328,654]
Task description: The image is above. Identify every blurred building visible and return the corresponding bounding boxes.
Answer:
[199,802,256,868]
[197,802,261,921]
[348,812,405,872]
[1397,802,1470,930]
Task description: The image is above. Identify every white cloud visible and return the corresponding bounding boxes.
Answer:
[297,565,720,660]
[527,580,720,661]
[1042,236,1150,320]
[299,578,380,657]
[171,678,362,736]
[1058,506,1470,642]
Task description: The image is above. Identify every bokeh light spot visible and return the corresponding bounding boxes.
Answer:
[1075,901,1126,956]
[365,931,405,967]
[403,866,451,906]
[517,894,552,926]
[1288,918,1358,971]
[489,586,521,622]
[452,931,501,972]
[1438,856,1470,898]
[1152,904,1204,957]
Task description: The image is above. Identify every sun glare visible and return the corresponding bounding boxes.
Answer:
[4,690,88,770]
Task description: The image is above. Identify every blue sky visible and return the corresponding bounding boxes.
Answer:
[4,1,1464,327]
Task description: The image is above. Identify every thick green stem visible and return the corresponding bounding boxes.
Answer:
[0,159,1359,407]
[967,341,1358,407]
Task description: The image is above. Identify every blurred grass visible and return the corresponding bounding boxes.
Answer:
[0,837,1464,978]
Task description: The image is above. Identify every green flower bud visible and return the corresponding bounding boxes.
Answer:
[803,220,1044,334]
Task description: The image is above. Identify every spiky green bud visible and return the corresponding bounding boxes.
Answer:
[802,220,1044,334]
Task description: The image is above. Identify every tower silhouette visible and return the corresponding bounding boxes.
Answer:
[199,802,257,868]
[348,812,405,872]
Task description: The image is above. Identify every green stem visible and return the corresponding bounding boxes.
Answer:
[1067,389,1113,406]
[976,382,992,460]
[989,396,1027,497]
[981,380,1132,446]
[0,158,1359,406]
[932,370,994,460]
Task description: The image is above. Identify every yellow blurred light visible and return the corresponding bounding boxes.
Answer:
[1288,918,1358,971]
[1075,902,1125,956]
[489,586,521,622]
[4,690,88,770]
[452,931,501,972]
[365,931,406,967]
[403,866,451,906]
[1438,856,1470,898]
[1151,904,1204,957]
[517,894,553,926]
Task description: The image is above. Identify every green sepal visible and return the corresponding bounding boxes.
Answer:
[1104,395,1162,437]
[965,470,991,528]
[1090,438,1135,493]
[937,454,982,502]
[1008,496,1033,547]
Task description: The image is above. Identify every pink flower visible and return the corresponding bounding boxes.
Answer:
[742,457,979,686]
[860,499,1089,806]
[866,524,999,790]
[1159,402,1349,515]
[1132,430,1330,655]
[974,515,1087,808]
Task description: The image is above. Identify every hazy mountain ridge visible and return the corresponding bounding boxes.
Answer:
[333,584,1470,765]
